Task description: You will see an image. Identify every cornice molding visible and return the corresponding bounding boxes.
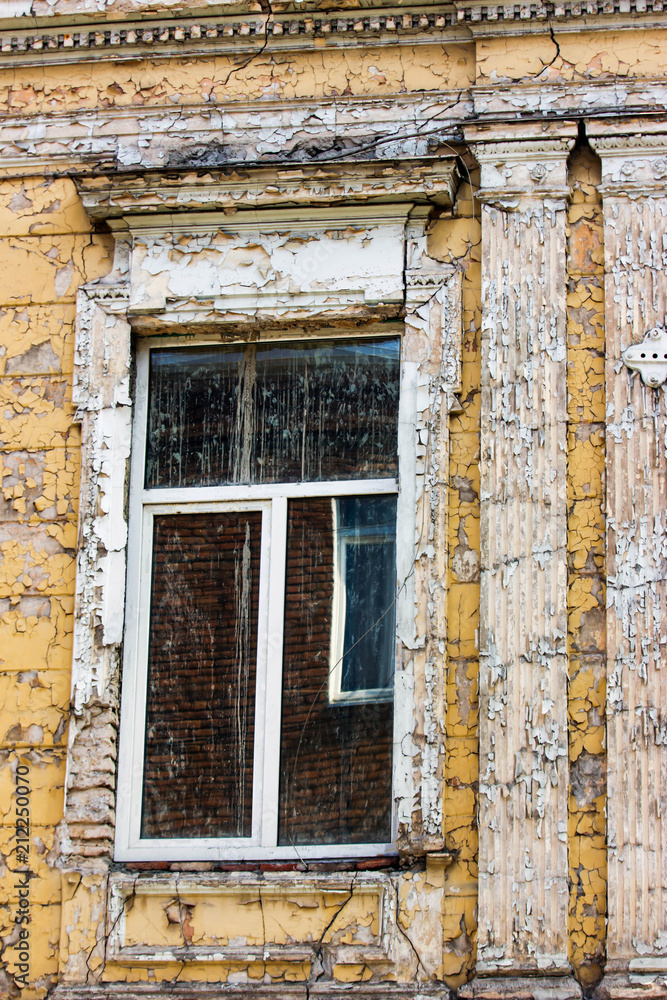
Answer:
[453,0,667,33]
[0,93,469,178]
[107,202,418,236]
[0,0,665,64]
[76,159,460,218]
[472,80,667,120]
[0,88,664,183]
[467,131,576,197]
[0,0,445,20]
[471,137,575,156]
[591,133,667,150]
[588,131,667,194]
[0,9,462,64]
[52,985,453,1000]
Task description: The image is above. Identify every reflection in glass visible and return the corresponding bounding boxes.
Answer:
[278,496,395,846]
[146,338,400,488]
[141,511,261,839]
[331,496,396,701]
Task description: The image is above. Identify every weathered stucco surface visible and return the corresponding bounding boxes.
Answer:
[565,142,607,989]
[0,176,113,997]
[475,29,667,83]
[587,125,667,998]
[0,44,473,114]
[0,7,666,999]
[430,175,481,990]
[473,126,574,985]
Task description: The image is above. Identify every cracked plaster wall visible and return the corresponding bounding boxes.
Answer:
[0,40,474,995]
[0,44,473,115]
[0,186,479,999]
[475,28,667,84]
[0,158,602,1000]
[565,143,607,990]
[0,176,114,997]
[428,176,481,990]
[0,16,664,1000]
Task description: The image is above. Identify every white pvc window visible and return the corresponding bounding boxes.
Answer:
[115,335,401,862]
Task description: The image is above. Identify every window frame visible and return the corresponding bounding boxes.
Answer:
[115,333,402,863]
[66,203,462,870]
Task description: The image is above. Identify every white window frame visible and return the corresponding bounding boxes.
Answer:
[115,334,401,862]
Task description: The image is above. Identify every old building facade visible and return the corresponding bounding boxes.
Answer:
[0,0,665,998]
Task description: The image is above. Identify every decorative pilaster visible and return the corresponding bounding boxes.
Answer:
[65,246,132,862]
[395,207,463,857]
[59,243,132,985]
[464,127,579,997]
[589,128,667,1000]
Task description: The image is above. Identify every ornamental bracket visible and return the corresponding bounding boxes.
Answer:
[622,326,667,388]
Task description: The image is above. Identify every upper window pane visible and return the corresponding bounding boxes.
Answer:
[145,337,400,488]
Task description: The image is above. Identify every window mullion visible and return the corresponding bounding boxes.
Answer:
[127,505,155,849]
[259,495,288,848]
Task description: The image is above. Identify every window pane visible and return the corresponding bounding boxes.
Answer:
[278,497,394,847]
[146,338,400,488]
[339,497,396,694]
[141,511,261,839]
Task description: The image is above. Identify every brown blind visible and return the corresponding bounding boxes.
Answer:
[278,497,393,846]
[142,511,261,839]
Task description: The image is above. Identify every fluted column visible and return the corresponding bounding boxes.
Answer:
[589,126,667,1000]
[465,125,579,998]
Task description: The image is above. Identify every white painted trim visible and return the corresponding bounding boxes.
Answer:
[251,505,273,846]
[114,840,398,863]
[629,959,667,973]
[118,203,414,237]
[115,340,150,860]
[133,325,401,350]
[118,497,273,857]
[329,497,346,703]
[141,479,398,504]
[260,496,287,849]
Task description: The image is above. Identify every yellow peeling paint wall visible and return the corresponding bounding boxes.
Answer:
[475,27,667,82]
[0,15,662,997]
[0,44,474,114]
[428,172,481,989]
[566,144,607,988]
[0,178,112,996]
[0,39,472,995]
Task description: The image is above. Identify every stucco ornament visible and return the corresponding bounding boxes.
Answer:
[622,326,667,387]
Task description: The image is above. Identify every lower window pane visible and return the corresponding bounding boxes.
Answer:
[141,511,261,839]
[278,496,395,847]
